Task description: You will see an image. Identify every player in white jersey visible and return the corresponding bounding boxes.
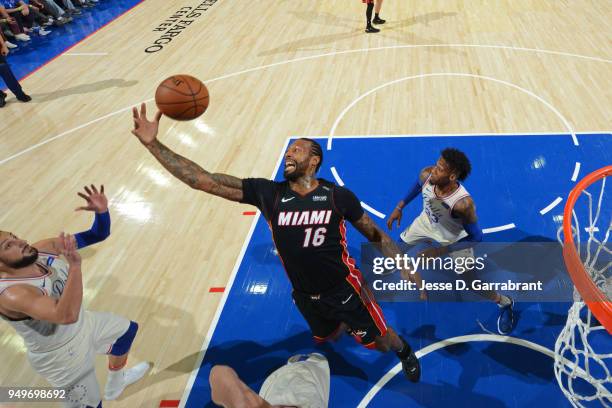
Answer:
[387,148,516,335]
[0,185,149,408]
[209,353,330,408]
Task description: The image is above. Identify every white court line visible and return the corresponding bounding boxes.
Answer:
[361,202,386,219]
[178,138,291,408]
[571,162,581,182]
[205,45,612,87]
[356,333,593,407]
[330,166,345,186]
[540,197,563,215]
[63,52,109,56]
[483,223,516,234]
[298,131,610,139]
[3,43,609,166]
[326,72,579,150]
[326,131,610,139]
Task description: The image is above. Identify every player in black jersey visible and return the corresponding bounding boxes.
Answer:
[130,103,422,382]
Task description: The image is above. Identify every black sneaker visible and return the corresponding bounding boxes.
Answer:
[0,95,6,108]
[17,94,32,102]
[365,25,380,33]
[373,16,386,24]
[401,350,421,382]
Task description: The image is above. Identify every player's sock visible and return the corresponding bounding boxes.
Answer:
[497,297,515,335]
[396,336,420,382]
[395,336,412,359]
[104,362,150,400]
[497,294,511,307]
[365,3,374,29]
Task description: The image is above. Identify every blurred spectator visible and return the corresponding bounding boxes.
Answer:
[57,0,81,15]
[1,1,39,37]
[23,1,53,34]
[32,0,71,25]
[0,30,17,49]
[0,8,18,47]
[0,32,31,107]
[0,3,30,41]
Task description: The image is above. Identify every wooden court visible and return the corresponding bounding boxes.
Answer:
[0,1,610,406]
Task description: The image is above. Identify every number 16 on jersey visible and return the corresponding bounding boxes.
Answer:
[303,227,327,247]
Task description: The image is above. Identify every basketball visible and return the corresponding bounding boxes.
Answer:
[155,75,209,121]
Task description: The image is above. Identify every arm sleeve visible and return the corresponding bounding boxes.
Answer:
[240,178,278,218]
[74,211,111,249]
[402,177,423,204]
[333,186,364,222]
[447,221,483,252]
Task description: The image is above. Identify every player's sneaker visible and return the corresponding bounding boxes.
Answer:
[104,362,150,400]
[497,297,515,335]
[401,350,421,382]
[17,94,32,103]
[365,25,380,33]
[398,336,420,382]
[373,16,386,24]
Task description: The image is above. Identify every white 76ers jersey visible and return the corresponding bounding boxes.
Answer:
[421,176,471,242]
[0,253,83,353]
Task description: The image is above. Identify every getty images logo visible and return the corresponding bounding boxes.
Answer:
[372,254,487,275]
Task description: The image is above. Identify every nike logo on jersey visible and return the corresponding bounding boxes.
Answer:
[281,197,295,203]
[341,293,353,304]
[277,210,332,226]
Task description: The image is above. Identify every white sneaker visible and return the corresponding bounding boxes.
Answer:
[14,33,30,41]
[5,40,17,49]
[103,362,150,400]
[38,28,51,36]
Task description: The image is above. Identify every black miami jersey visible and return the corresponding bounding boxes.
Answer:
[240,178,364,294]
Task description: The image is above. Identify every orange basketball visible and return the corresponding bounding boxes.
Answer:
[155,75,209,121]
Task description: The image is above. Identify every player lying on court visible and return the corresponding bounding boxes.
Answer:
[131,103,423,382]
[387,148,516,335]
[209,353,330,407]
[0,186,149,408]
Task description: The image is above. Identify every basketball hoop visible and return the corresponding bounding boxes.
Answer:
[554,165,611,408]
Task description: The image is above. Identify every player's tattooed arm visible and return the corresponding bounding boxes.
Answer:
[353,212,393,244]
[451,196,477,223]
[210,173,243,189]
[146,140,244,202]
[131,103,244,201]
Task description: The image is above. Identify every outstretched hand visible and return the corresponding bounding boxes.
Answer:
[75,185,108,213]
[386,208,403,230]
[59,233,81,267]
[131,103,162,146]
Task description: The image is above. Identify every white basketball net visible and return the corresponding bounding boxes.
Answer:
[555,175,611,407]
